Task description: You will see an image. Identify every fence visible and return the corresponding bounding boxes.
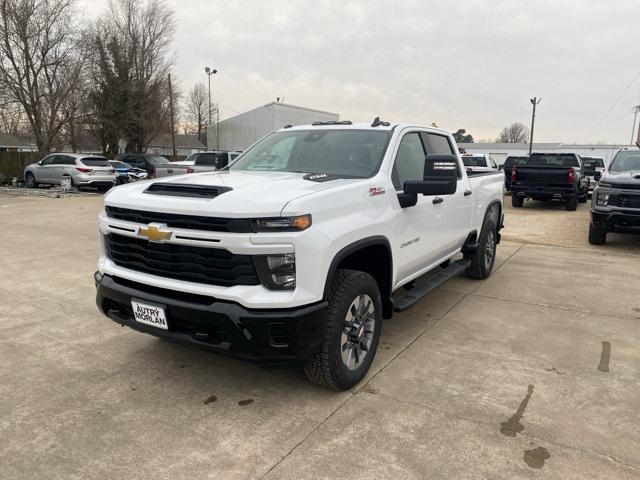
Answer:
[0,151,41,182]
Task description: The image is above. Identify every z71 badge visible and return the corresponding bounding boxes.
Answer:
[369,186,386,196]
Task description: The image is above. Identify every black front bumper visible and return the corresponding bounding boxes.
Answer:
[591,209,640,234]
[96,274,328,365]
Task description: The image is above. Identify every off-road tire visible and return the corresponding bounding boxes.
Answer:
[566,195,578,211]
[25,173,38,188]
[304,269,382,390]
[465,219,498,280]
[588,224,606,245]
[512,195,524,208]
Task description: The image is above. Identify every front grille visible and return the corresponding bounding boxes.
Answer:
[104,233,259,287]
[106,206,253,233]
[608,194,640,209]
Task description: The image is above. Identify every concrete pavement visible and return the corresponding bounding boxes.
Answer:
[1,194,639,479]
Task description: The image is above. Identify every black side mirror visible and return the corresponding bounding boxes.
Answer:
[594,171,602,181]
[398,155,458,208]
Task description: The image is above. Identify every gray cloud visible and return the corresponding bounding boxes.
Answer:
[81,0,640,143]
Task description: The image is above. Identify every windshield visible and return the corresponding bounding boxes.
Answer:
[462,156,487,167]
[610,151,640,172]
[146,155,170,166]
[528,154,579,167]
[582,157,604,169]
[81,157,110,167]
[229,129,392,178]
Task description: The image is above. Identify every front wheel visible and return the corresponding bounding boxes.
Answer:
[465,219,497,280]
[24,172,38,188]
[304,269,382,390]
[588,224,606,245]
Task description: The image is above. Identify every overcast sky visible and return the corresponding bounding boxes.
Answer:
[81,0,640,144]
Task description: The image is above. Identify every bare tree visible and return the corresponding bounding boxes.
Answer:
[497,122,530,143]
[87,0,175,153]
[186,83,207,144]
[0,0,85,152]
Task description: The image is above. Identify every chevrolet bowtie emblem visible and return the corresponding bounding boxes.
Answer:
[138,223,172,242]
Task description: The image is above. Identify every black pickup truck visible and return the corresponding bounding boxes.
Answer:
[510,153,589,211]
[589,149,640,244]
[502,156,529,192]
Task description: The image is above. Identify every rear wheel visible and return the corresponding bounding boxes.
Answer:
[25,172,38,188]
[588,224,606,245]
[465,219,497,280]
[512,195,524,208]
[304,269,381,390]
[566,195,578,211]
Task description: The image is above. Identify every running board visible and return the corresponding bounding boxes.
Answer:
[393,259,470,312]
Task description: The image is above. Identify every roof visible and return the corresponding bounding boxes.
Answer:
[0,132,36,147]
[148,134,206,150]
[282,122,452,135]
[262,101,339,117]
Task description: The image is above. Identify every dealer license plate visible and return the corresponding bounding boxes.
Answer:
[131,300,168,330]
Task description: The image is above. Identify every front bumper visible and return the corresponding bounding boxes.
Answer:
[591,209,640,234]
[95,273,328,365]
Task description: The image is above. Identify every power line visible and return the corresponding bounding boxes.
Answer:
[584,69,640,143]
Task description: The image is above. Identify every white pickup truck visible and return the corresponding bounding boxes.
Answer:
[95,120,504,390]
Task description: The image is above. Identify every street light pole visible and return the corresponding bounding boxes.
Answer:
[529,97,541,155]
[204,66,218,148]
[630,105,640,145]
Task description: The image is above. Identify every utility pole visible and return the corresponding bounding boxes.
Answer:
[631,105,640,145]
[168,74,177,159]
[529,97,541,155]
[204,66,218,149]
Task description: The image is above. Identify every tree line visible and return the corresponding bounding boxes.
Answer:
[0,0,209,154]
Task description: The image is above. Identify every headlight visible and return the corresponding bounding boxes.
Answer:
[251,215,311,232]
[596,191,610,206]
[254,253,296,290]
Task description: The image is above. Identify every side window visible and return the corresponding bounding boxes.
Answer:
[391,132,426,190]
[64,156,76,165]
[40,155,55,166]
[51,155,66,165]
[489,157,497,169]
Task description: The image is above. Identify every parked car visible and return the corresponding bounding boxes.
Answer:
[24,153,115,189]
[589,148,640,244]
[461,154,499,173]
[510,152,589,210]
[155,151,242,178]
[502,156,529,192]
[108,160,148,185]
[95,120,504,390]
[115,153,170,178]
[582,156,606,191]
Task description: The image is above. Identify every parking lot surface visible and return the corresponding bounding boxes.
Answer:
[1,194,639,479]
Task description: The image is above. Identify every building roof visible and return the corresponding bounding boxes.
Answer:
[0,132,36,148]
[148,133,206,150]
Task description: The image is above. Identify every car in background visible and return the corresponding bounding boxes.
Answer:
[108,160,148,185]
[461,154,499,174]
[24,153,115,189]
[582,156,606,191]
[502,156,529,191]
[115,153,170,178]
[155,151,242,178]
[589,149,640,244]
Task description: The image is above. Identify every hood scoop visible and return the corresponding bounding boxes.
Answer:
[144,183,232,198]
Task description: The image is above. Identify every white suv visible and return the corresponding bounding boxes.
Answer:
[25,154,115,189]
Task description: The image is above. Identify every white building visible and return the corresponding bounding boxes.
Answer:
[207,102,339,151]
[458,142,630,167]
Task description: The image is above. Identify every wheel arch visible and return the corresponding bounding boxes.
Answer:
[323,236,394,319]
[462,199,503,255]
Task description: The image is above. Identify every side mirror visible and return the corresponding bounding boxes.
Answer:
[398,155,458,208]
[594,171,602,181]
[37,160,43,165]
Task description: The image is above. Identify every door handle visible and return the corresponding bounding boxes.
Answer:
[464,190,472,196]
[432,197,444,205]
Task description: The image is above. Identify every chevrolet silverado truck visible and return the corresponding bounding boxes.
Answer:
[589,148,640,245]
[510,152,589,210]
[155,151,241,178]
[95,120,504,390]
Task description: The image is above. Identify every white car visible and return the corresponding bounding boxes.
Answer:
[95,120,504,390]
[462,153,499,173]
[24,153,115,189]
[155,151,241,177]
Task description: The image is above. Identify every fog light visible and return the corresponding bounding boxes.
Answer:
[597,192,610,206]
[255,253,296,290]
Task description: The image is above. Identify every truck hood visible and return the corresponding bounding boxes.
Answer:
[600,170,640,189]
[104,170,352,217]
